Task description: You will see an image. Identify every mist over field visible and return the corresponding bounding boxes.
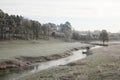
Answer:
[0,0,120,80]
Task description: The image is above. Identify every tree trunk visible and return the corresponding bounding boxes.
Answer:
[103,40,105,45]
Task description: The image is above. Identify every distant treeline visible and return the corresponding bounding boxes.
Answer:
[0,9,72,40]
[1,9,119,41]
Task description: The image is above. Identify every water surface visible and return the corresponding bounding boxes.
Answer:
[0,46,101,80]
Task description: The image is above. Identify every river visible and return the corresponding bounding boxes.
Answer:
[0,46,102,80]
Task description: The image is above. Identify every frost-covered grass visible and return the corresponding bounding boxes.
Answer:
[0,39,87,60]
[18,42,120,80]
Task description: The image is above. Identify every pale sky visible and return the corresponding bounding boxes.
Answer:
[1,0,120,32]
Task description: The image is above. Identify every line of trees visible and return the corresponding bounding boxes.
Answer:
[0,9,109,43]
[72,30,109,43]
[0,9,72,40]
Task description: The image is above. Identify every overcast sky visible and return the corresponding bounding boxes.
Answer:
[1,0,120,32]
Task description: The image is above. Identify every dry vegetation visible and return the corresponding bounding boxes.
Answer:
[18,41,120,80]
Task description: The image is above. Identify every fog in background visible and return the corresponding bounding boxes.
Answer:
[0,0,120,32]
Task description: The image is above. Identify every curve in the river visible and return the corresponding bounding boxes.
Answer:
[0,46,102,80]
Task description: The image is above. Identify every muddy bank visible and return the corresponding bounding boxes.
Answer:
[0,46,91,70]
[88,42,108,46]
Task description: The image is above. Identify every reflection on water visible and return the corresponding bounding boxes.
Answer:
[0,46,101,80]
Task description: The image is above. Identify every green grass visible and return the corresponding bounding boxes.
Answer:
[18,42,120,80]
[0,39,87,60]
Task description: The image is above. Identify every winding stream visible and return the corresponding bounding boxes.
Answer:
[0,46,102,80]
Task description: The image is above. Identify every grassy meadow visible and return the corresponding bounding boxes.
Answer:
[18,42,120,80]
[0,39,88,60]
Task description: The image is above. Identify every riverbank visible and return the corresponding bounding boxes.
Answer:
[0,46,87,70]
[18,41,120,80]
[0,40,90,70]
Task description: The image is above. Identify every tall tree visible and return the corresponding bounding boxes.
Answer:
[41,24,50,39]
[99,30,109,45]
[0,9,6,39]
[31,20,41,39]
[60,22,72,41]
[6,16,16,40]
